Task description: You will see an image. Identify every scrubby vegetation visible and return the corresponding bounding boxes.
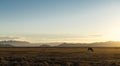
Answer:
[0,47,120,66]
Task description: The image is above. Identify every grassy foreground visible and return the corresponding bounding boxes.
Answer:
[0,47,120,66]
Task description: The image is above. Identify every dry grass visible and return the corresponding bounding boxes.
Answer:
[0,47,120,66]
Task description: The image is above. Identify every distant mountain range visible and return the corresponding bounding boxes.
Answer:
[0,40,120,47]
[57,41,120,47]
[0,43,13,47]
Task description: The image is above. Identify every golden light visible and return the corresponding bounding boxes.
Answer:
[106,27,120,41]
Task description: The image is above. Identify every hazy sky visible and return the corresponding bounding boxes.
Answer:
[0,0,120,43]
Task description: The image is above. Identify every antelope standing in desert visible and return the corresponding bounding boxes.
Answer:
[88,47,94,52]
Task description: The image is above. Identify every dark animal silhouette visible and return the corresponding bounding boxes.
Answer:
[88,47,94,52]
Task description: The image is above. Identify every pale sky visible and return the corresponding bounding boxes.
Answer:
[0,0,120,43]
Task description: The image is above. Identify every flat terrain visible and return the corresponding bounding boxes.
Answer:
[0,47,120,66]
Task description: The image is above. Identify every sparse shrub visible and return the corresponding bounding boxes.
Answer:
[43,61,50,66]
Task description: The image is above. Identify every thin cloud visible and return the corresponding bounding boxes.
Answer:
[0,36,25,40]
[88,34,103,37]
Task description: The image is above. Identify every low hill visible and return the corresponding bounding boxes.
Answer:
[40,44,51,47]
